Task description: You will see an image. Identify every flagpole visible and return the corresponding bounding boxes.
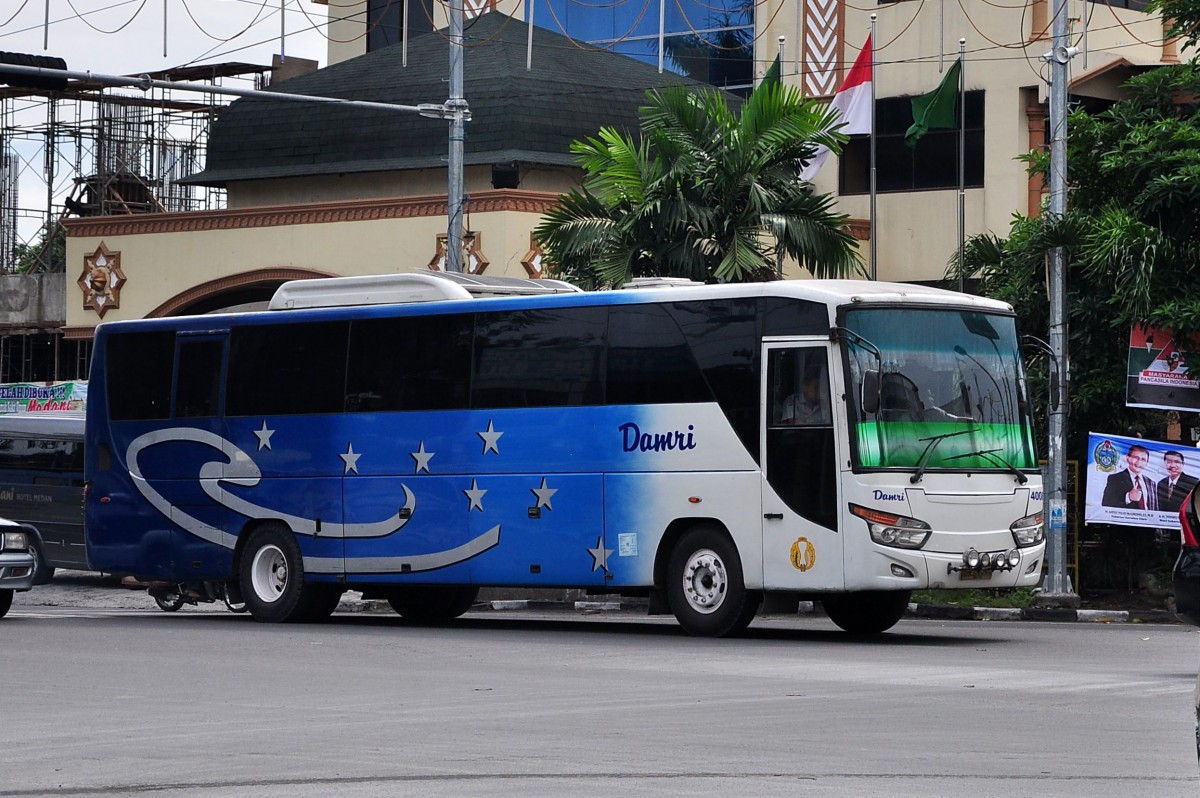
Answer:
[957,37,965,293]
[869,13,877,281]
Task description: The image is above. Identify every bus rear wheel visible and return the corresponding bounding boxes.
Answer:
[822,590,911,634]
[387,585,479,622]
[667,526,760,637]
[240,524,312,623]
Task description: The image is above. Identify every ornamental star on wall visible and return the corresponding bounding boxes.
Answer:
[78,241,125,317]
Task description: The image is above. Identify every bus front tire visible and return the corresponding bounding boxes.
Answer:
[667,526,760,637]
[0,589,11,618]
[387,585,479,622]
[240,524,312,624]
[822,590,911,635]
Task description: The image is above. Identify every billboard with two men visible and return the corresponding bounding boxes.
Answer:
[1085,432,1198,529]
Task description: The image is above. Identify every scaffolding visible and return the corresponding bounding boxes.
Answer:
[0,62,273,382]
[0,62,272,276]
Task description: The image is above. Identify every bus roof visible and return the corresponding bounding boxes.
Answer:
[96,276,1015,335]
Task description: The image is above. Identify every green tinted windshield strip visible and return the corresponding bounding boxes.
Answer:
[855,422,1037,470]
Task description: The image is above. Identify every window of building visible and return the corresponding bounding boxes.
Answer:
[531,0,754,93]
[367,0,435,51]
[839,90,985,194]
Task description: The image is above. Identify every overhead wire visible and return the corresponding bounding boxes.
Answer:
[179,0,270,42]
[62,0,149,34]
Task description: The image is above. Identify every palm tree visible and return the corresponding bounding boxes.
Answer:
[534,82,865,289]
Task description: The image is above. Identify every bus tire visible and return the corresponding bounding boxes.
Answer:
[28,535,54,585]
[822,590,911,635]
[387,585,479,622]
[0,589,11,618]
[240,524,311,623]
[153,585,186,612]
[667,525,760,637]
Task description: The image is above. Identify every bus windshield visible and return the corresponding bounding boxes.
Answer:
[843,307,1037,472]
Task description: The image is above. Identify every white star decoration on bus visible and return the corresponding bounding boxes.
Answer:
[587,536,613,573]
[531,478,557,510]
[478,420,503,455]
[340,443,362,474]
[240,420,604,577]
[411,441,435,474]
[254,421,274,451]
[464,479,486,512]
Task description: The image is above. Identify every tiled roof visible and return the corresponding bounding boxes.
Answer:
[185,13,708,186]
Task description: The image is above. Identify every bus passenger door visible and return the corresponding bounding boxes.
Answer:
[760,343,844,591]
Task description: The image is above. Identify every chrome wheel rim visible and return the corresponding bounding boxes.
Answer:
[250,544,288,604]
[681,548,727,615]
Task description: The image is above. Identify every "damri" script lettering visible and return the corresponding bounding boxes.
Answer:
[619,422,697,453]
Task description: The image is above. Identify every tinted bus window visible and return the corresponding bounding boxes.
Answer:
[0,436,84,481]
[607,304,709,405]
[762,296,828,336]
[227,322,349,416]
[175,339,224,418]
[472,307,606,408]
[107,331,175,420]
[667,299,760,457]
[346,314,473,412]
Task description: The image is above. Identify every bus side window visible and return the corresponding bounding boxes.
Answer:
[175,340,224,418]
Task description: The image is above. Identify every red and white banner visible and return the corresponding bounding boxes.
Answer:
[801,35,873,182]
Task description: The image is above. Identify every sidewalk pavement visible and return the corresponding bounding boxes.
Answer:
[14,572,1181,624]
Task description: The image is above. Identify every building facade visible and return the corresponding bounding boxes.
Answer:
[52,0,1176,351]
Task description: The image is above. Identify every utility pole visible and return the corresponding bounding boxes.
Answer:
[1040,0,1078,605]
[445,0,468,273]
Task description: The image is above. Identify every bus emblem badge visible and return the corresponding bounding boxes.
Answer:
[789,537,816,572]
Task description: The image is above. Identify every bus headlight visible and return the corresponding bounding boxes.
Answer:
[0,530,28,552]
[850,504,931,550]
[1010,512,1045,547]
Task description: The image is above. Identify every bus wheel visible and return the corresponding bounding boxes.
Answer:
[240,524,309,623]
[0,589,11,618]
[822,590,911,635]
[667,526,760,637]
[387,585,479,622]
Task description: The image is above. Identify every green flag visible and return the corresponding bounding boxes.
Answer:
[761,54,781,89]
[905,57,962,148]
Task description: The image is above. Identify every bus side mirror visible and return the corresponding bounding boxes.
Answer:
[861,369,880,414]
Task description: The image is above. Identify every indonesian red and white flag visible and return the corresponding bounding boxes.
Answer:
[801,35,873,182]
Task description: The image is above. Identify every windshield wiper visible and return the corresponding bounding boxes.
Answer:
[909,429,976,484]
[942,448,1029,484]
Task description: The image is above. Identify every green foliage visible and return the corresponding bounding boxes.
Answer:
[535,82,865,289]
[1147,0,1200,53]
[911,587,1039,608]
[951,63,1200,457]
[13,223,66,274]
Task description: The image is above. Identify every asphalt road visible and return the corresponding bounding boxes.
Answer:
[1,580,1198,798]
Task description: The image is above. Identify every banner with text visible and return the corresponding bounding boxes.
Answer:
[0,381,87,414]
[1085,431,1198,528]
[1126,323,1200,411]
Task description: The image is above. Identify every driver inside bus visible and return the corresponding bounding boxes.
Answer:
[781,366,830,425]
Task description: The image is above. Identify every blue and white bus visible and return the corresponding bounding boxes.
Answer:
[84,272,1045,636]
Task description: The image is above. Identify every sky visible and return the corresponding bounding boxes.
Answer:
[0,0,329,76]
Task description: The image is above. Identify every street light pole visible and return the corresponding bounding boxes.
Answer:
[445,0,468,273]
[1040,0,1078,604]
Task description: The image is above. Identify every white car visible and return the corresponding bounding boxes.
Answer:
[0,518,35,618]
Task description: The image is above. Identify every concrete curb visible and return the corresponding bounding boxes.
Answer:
[468,598,1180,624]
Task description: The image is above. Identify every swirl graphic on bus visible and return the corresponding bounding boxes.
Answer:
[124,427,416,550]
